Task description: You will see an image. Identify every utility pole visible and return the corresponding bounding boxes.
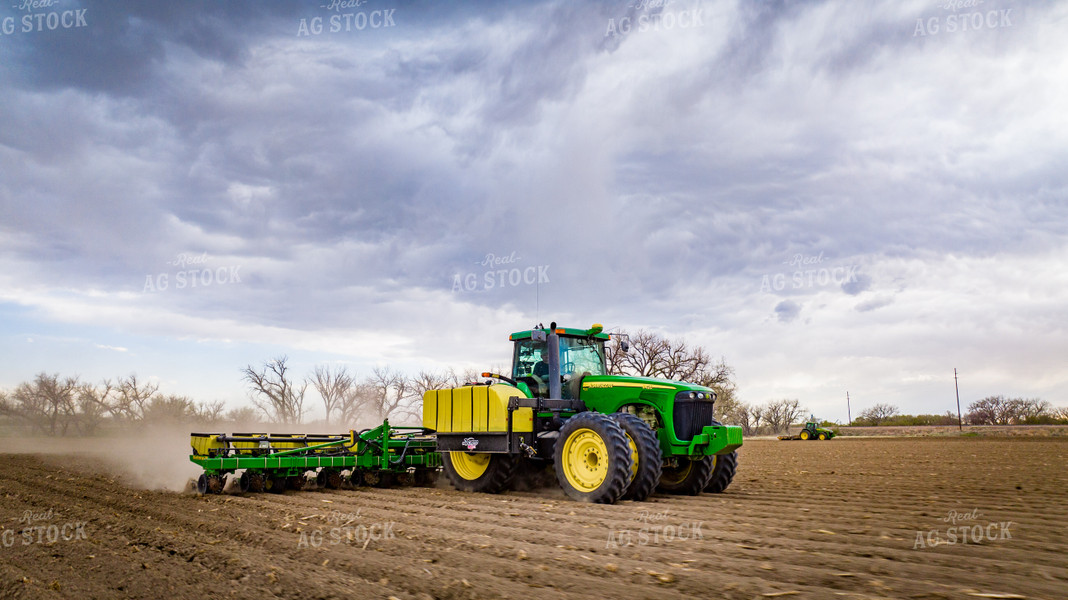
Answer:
[954,368,962,431]
[846,391,851,426]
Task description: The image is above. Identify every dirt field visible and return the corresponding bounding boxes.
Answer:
[1,437,1065,600]
[834,425,1068,438]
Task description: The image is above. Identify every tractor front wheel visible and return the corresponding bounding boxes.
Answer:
[657,457,714,496]
[818,433,827,441]
[704,451,738,493]
[554,412,632,504]
[611,412,662,502]
[443,452,516,494]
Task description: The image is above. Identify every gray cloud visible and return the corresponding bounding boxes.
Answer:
[842,273,872,296]
[774,300,801,323]
[2,0,1067,415]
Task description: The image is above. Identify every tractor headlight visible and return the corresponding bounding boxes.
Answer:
[675,390,714,401]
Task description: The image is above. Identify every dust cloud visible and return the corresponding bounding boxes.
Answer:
[0,425,202,492]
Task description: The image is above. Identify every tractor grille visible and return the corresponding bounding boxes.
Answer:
[672,400,717,441]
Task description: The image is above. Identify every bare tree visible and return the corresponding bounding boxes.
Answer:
[195,400,226,424]
[242,356,307,424]
[968,396,1052,425]
[722,400,762,436]
[761,399,805,433]
[309,365,355,426]
[608,329,738,410]
[226,406,262,427]
[336,382,375,427]
[1008,398,1051,423]
[10,373,80,435]
[365,367,419,423]
[856,403,900,425]
[713,388,741,424]
[608,330,671,377]
[75,381,113,435]
[112,374,160,422]
[747,404,765,435]
[409,370,454,398]
[142,394,197,423]
[966,396,1002,425]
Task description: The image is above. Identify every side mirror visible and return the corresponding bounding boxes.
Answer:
[620,340,630,353]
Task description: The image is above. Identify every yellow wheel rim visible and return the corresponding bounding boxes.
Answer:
[819,433,826,440]
[561,428,610,493]
[450,452,491,480]
[800,430,810,440]
[660,460,693,485]
[624,432,639,480]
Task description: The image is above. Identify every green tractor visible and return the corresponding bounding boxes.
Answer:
[778,421,835,441]
[422,323,743,503]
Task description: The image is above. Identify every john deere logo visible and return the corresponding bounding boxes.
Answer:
[462,437,479,450]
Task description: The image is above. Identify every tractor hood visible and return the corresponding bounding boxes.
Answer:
[579,374,716,398]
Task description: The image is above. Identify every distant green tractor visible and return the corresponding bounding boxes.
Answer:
[778,421,835,441]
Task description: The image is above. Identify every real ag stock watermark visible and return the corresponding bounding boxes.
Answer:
[296,509,396,549]
[759,252,860,293]
[913,0,1015,37]
[0,0,88,37]
[1,508,88,549]
[605,509,703,549]
[605,0,707,39]
[452,251,550,293]
[296,0,396,37]
[912,508,1013,549]
[142,252,243,293]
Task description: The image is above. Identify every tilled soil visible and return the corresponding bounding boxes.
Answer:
[1,437,1065,600]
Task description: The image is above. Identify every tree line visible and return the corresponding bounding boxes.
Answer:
[0,373,247,436]
[850,398,1068,427]
[6,328,1063,437]
[240,358,486,427]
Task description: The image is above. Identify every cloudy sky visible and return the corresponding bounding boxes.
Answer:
[1,0,1065,422]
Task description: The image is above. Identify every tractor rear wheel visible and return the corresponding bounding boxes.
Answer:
[611,413,662,502]
[657,456,714,495]
[554,412,632,504]
[443,452,516,494]
[704,451,738,493]
[800,430,811,440]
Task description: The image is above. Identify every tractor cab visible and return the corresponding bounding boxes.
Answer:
[509,323,609,399]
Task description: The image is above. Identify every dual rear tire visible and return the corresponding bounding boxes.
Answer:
[442,412,736,502]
